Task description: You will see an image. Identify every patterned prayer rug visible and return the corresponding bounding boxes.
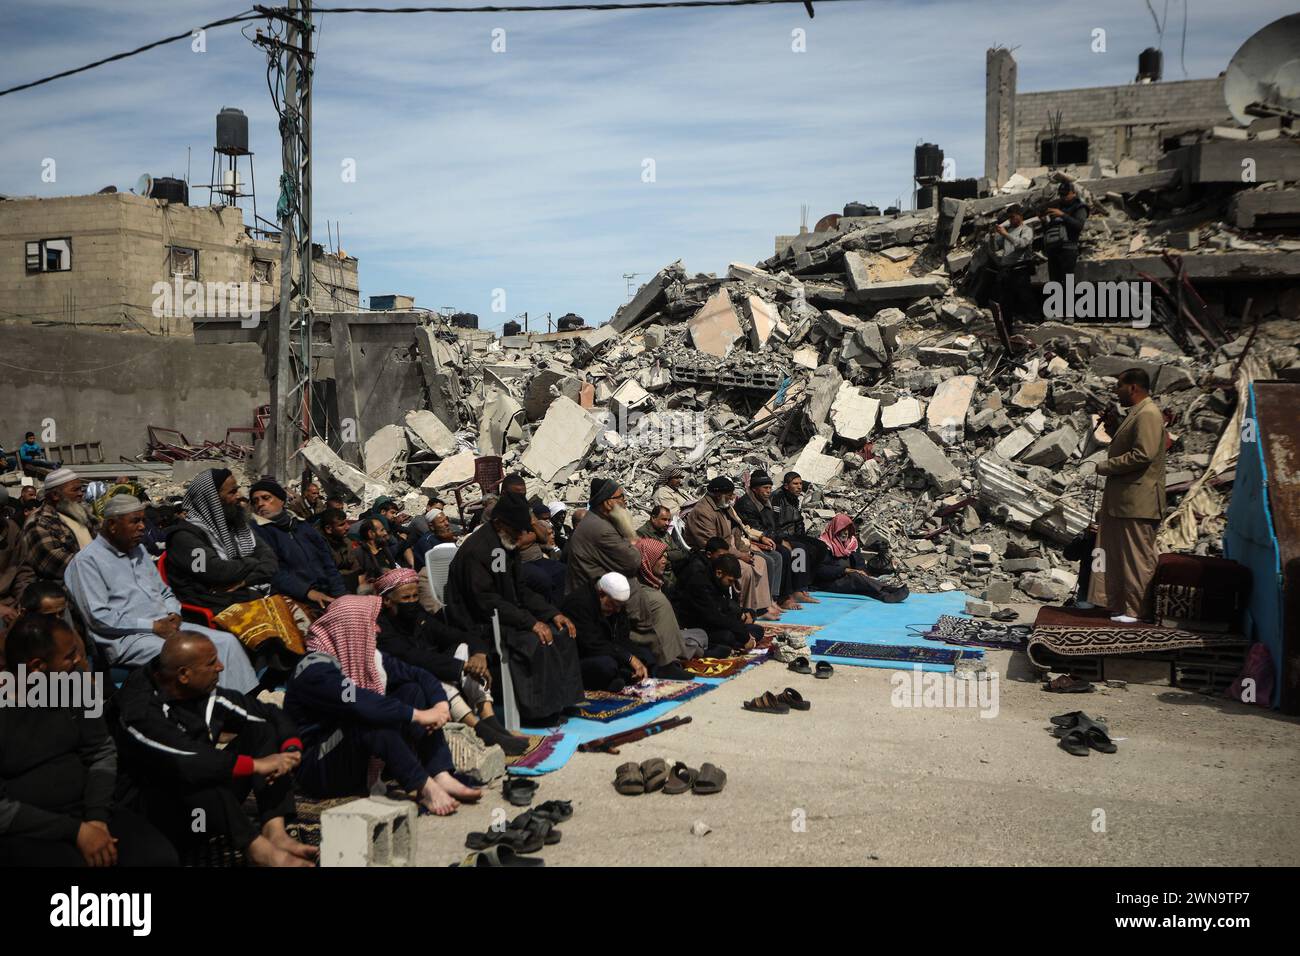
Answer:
[621,678,711,703]
[504,733,564,770]
[1027,606,1248,669]
[810,639,973,666]
[683,654,760,678]
[919,615,1030,649]
[567,681,711,722]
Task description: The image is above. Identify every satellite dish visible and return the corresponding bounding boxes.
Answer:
[134,173,153,197]
[1224,13,1300,126]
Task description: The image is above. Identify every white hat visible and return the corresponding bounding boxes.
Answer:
[597,571,631,602]
[102,493,146,517]
[547,500,567,518]
[42,468,79,492]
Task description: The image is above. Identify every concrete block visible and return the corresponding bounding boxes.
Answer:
[880,397,925,429]
[742,295,778,349]
[320,797,418,868]
[854,276,950,303]
[993,427,1036,460]
[926,374,978,444]
[1166,230,1199,250]
[687,289,743,358]
[1010,379,1048,408]
[1020,424,1080,467]
[520,396,602,483]
[421,449,478,490]
[792,345,820,369]
[642,324,668,350]
[609,379,651,423]
[787,435,843,487]
[830,383,880,443]
[1155,364,1195,394]
[1003,556,1049,573]
[917,346,970,369]
[299,437,391,502]
[898,428,961,493]
[363,424,408,480]
[405,409,458,457]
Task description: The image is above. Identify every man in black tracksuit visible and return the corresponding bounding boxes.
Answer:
[1043,181,1089,286]
[110,632,316,867]
[0,614,176,867]
[667,553,761,655]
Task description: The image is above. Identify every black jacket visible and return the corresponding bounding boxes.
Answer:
[1050,196,1089,246]
[735,491,777,539]
[163,520,278,611]
[444,523,559,636]
[253,517,345,602]
[560,584,637,665]
[667,555,747,640]
[375,608,486,684]
[0,701,116,842]
[110,660,300,792]
[769,489,806,538]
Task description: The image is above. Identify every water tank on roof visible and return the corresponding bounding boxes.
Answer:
[449,312,479,329]
[503,320,522,336]
[149,176,188,204]
[864,205,881,217]
[884,206,900,216]
[843,201,870,217]
[914,143,943,180]
[1137,47,1163,83]
[556,313,585,331]
[216,107,250,154]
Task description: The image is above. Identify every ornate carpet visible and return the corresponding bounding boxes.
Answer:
[1028,605,1248,670]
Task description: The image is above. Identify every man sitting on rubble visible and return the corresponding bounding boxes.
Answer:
[249,478,345,614]
[111,631,316,866]
[288,480,327,522]
[443,491,583,725]
[566,477,689,670]
[65,494,258,692]
[652,467,692,516]
[683,476,782,621]
[373,567,528,755]
[18,432,61,473]
[355,516,397,588]
[736,471,817,607]
[319,509,362,593]
[669,552,761,656]
[23,468,95,585]
[561,572,659,691]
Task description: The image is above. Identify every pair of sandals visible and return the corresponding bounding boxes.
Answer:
[464,803,573,854]
[742,687,811,715]
[614,758,726,795]
[1052,711,1118,756]
[789,657,833,679]
[452,845,545,867]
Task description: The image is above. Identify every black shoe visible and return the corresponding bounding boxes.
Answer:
[655,662,694,681]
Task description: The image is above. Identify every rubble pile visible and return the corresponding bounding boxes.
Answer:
[277,130,1300,611]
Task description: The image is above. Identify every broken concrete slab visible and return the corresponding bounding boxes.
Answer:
[973,455,1090,544]
[807,365,844,430]
[880,397,925,430]
[404,409,458,458]
[362,424,407,480]
[853,276,950,303]
[916,346,970,369]
[993,427,1036,460]
[477,388,525,456]
[519,395,602,483]
[1020,424,1080,467]
[926,374,978,444]
[787,435,843,487]
[1010,379,1048,408]
[898,428,961,493]
[687,288,744,358]
[742,295,778,350]
[421,450,478,491]
[299,437,392,502]
[610,262,681,332]
[830,382,880,443]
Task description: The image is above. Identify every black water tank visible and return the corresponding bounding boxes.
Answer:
[1137,47,1162,83]
[864,205,881,217]
[556,313,585,331]
[884,206,900,216]
[216,107,249,154]
[915,143,943,180]
[149,176,188,204]
[449,312,479,329]
[503,320,522,336]
[843,201,870,217]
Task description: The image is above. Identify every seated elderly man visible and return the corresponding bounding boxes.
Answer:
[563,572,686,690]
[443,491,582,725]
[683,476,781,621]
[164,469,277,614]
[249,478,345,614]
[652,467,692,516]
[23,468,95,585]
[0,613,177,867]
[111,632,317,866]
[65,494,258,692]
[566,477,688,668]
[519,502,566,606]
[735,470,814,609]
[373,567,529,755]
[287,480,327,522]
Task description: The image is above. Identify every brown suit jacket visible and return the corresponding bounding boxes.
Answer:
[1097,396,1167,520]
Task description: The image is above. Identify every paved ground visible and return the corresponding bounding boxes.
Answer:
[413,634,1300,867]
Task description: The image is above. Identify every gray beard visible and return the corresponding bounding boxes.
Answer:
[609,505,638,541]
[56,498,93,526]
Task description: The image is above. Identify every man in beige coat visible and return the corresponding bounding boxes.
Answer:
[1085,368,1167,622]
[682,476,780,621]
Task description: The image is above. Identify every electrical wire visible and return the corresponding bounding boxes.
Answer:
[314,0,832,10]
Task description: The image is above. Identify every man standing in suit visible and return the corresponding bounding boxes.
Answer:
[1086,368,1167,623]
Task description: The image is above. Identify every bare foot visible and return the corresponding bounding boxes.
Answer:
[434,771,482,803]
[779,598,802,610]
[246,835,314,868]
[418,778,460,816]
[759,610,782,621]
[794,591,820,604]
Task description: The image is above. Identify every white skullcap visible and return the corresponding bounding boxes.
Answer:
[102,493,146,517]
[547,500,567,518]
[597,571,631,602]
[42,468,79,492]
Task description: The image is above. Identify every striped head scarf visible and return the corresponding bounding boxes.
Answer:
[306,595,386,694]
[375,567,419,595]
[819,513,860,559]
[635,537,668,590]
[181,468,257,561]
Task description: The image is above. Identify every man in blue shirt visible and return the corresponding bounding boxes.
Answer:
[18,432,61,471]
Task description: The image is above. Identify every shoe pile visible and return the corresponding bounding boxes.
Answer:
[453,800,574,867]
[1050,711,1118,757]
[614,757,727,796]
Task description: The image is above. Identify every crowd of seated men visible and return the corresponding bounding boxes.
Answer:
[1,457,893,866]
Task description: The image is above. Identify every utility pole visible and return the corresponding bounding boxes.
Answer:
[256,0,313,481]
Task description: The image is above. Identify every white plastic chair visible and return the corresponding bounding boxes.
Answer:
[492,610,521,732]
[423,542,458,606]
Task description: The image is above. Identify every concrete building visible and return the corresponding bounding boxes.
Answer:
[985,47,1232,185]
[0,190,359,334]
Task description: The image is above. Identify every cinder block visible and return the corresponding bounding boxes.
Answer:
[320,796,418,867]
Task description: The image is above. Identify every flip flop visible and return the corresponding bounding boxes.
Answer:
[663,762,698,795]
[530,800,574,823]
[507,812,561,848]
[814,661,834,680]
[1042,675,1094,694]
[693,762,727,795]
[463,845,546,867]
[1050,712,1109,737]
[640,757,670,793]
[1049,710,1088,729]
[464,827,532,852]
[776,687,811,711]
[1057,728,1091,756]
[1082,724,1118,754]
[614,761,646,795]
[742,691,790,714]
[502,775,538,806]
[788,657,812,675]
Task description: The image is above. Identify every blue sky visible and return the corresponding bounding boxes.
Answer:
[1,0,1294,330]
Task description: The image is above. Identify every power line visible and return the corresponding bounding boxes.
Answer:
[0,11,264,97]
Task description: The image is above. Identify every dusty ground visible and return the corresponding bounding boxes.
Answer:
[412,625,1300,867]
